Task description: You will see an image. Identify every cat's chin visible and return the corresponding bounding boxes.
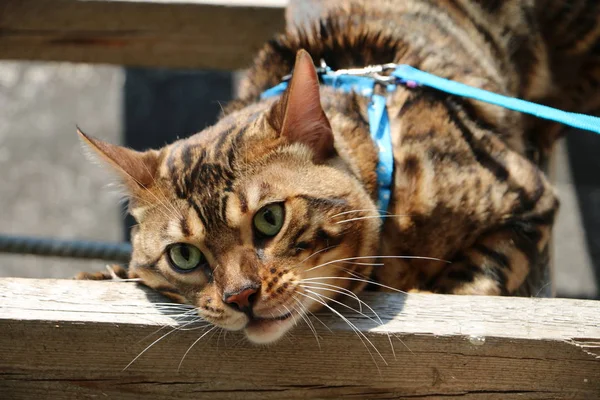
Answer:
[243,315,295,344]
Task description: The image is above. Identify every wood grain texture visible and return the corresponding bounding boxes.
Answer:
[0,0,285,70]
[0,278,598,399]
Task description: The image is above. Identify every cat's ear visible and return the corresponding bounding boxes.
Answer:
[269,49,334,162]
[78,128,159,191]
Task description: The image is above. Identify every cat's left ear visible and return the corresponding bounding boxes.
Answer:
[268,49,334,163]
[77,128,159,192]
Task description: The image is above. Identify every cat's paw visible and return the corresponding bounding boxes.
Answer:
[74,264,130,281]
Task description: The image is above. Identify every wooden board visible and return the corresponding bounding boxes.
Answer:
[0,0,286,70]
[0,278,598,399]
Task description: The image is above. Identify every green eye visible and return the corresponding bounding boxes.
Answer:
[167,244,204,271]
[253,203,285,237]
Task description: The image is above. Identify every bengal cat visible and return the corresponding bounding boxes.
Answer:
[77,0,600,344]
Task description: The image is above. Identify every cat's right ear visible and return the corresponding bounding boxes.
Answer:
[77,128,159,191]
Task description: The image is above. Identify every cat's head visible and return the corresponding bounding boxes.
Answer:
[81,50,380,343]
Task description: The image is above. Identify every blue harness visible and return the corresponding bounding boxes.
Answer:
[261,62,600,213]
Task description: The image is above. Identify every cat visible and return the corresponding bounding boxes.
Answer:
[77,0,600,344]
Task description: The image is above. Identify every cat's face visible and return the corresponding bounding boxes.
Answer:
[129,133,379,344]
[81,51,380,343]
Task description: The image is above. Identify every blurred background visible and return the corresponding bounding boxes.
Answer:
[0,62,598,300]
[0,63,233,278]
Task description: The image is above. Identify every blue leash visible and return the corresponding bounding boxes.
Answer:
[393,65,600,135]
[261,63,600,213]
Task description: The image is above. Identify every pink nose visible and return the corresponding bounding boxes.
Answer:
[224,287,258,309]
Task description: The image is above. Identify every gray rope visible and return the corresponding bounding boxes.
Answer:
[0,234,132,263]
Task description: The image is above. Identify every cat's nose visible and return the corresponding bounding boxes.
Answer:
[223,285,259,313]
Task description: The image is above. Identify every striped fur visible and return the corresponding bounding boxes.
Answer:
[76,0,600,343]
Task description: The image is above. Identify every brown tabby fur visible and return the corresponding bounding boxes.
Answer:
[77,0,600,343]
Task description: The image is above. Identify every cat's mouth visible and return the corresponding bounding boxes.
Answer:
[250,312,292,322]
[243,311,296,344]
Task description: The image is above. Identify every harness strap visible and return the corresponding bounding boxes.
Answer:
[393,65,600,135]
[367,94,393,213]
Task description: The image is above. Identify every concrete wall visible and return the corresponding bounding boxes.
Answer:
[0,62,122,277]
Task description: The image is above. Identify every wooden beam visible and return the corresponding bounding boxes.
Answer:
[0,278,598,399]
[0,0,286,70]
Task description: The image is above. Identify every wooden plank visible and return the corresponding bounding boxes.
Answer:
[0,278,598,399]
[0,0,286,70]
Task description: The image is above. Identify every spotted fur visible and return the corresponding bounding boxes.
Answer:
[77,0,600,343]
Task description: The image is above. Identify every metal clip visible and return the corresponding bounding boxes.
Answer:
[373,63,398,83]
[328,62,399,84]
[281,61,399,84]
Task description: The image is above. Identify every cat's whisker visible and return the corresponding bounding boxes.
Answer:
[299,281,363,312]
[303,283,411,356]
[207,325,222,346]
[534,280,553,298]
[174,316,206,327]
[107,304,195,338]
[305,255,449,273]
[330,209,393,218]
[128,219,173,229]
[215,100,226,115]
[216,326,225,353]
[156,307,199,320]
[289,298,318,337]
[151,307,200,319]
[160,316,204,327]
[124,323,183,371]
[290,247,371,274]
[221,329,230,350]
[296,291,385,370]
[231,333,249,349]
[279,303,293,324]
[299,292,383,359]
[299,263,372,283]
[337,260,385,266]
[135,309,201,344]
[153,309,198,317]
[137,155,184,221]
[301,276,408,295]
[301,287,384,333]
[292,295,332,333]
[278,304,300,338]
[302,287,397,359]
[149,303,195,309]
[327,265,372,280]
[290,245,340,270]
[125,177,182,224]
[283,301,321,349]
[152,304,196,314]
[176,321,213,331]
[172,312,208,325]
[105,278,142,282]
[136,322,185,345]
[334,214,413,224]
[126,192,176,222]
[177,325,218,372]
[169,317,202,322]
[163,317,205,327]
